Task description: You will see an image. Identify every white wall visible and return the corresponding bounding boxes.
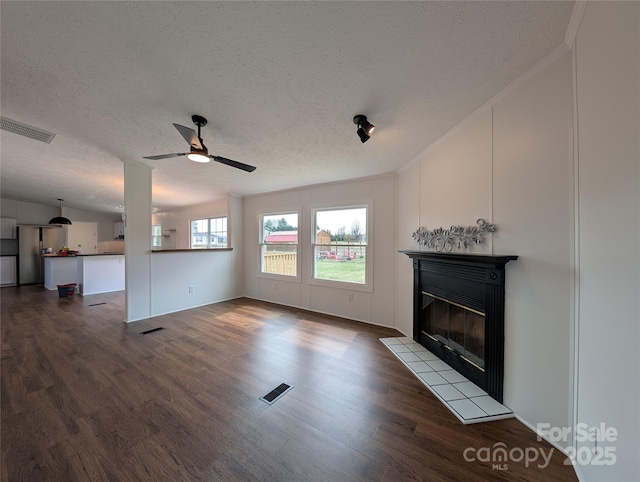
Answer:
[0,197,122,252]
[153,195,229,250]
[66,222,98,254]
[395,3,639,480]
[493,52,573,437]
[574,3,639,481]
[150,194,243,316]
[243,175,396,326]
[395,51,574,437]
[150,250,239,315]
[1,198,57,224]
[229,194,244,296]
[394,162,420,337]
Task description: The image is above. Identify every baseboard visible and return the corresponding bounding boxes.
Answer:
[515,415,583,482]
[125,295,244,323]
[242,295,402,332]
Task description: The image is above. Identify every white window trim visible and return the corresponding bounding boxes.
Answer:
[189,216,229,249]
[257,209,301,283]
[309,201,373,293]
[152,224,163,248]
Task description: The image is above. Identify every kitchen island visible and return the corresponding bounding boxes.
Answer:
[43,255,78,290]
[77,253,125,295]
[43,253,125,295]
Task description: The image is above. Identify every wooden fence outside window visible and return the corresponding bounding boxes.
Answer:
[263,251,297,276]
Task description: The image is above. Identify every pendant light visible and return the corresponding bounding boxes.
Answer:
[49,198,72,225]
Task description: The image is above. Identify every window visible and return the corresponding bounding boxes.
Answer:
[313,206,368,285]
[260,212,298,277]
[190,217,228,249]
[152,224,163,247]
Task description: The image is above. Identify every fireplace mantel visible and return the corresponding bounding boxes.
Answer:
[399,250,518,267]
[400,250,517,403]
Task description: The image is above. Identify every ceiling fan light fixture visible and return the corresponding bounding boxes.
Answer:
[143,115,256,171]
[49,198,72,225]
[353,115,375,143]
[187,151,210,163]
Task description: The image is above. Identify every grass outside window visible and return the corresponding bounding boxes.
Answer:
[314,257,366,284]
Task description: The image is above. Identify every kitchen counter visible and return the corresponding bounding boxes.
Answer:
[43,252,124,258]
[44,253,125,293]
[78,252,124,256]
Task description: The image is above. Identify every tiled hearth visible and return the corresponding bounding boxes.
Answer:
[381,336,513,424]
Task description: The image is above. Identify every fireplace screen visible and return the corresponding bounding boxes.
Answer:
[422,292,485,369]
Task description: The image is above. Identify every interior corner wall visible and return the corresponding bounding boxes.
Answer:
[229,194,244,296]
[394,51,574,434]
[242,176,396,327]
[492,51,573,434]
[574,2,640,481]
[395,162,421,337]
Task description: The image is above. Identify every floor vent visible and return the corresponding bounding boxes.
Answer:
[140,327,164,335]
[1,116,56,144]
[88,302,106,307]
[260,383,292,405]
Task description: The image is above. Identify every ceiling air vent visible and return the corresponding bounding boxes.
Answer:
[1,116,55,144]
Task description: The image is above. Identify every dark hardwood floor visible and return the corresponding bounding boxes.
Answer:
[1,286,576,481]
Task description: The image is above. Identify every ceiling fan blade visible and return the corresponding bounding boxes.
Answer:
[173,123,203,150]
[211,156,257,172]
[143,153,187,160]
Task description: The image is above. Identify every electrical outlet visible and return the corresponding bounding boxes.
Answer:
[188,285,194,293]
[348,293,353,301]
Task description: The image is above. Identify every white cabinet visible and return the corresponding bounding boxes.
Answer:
[0,256,17,285]
[0,218,17,239]
[113,222,125,239]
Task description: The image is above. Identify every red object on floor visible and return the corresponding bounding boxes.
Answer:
[57,283,77,298]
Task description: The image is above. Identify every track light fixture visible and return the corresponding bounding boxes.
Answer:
[49,198,72,225]
[353,115,375,143]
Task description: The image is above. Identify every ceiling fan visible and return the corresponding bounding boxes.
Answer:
[143,115,256,172]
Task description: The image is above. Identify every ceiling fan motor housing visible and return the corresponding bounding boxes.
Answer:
[192,115,207,127]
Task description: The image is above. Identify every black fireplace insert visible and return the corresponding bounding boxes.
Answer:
[400,251,517,403]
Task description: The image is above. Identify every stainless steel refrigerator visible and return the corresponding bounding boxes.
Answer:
[18,226,63,285]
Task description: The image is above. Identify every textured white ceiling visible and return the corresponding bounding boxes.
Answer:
[0,1,574,213]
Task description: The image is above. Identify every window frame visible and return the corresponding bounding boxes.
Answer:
[152,224,163,248]
[310,202,373,292]
[258,210,301,282]
[189,216,228,249]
